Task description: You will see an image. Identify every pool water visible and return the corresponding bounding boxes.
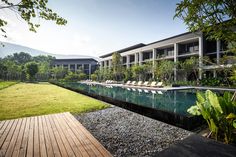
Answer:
[63,82,197,116]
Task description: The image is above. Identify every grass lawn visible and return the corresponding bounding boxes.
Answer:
[0,82,109,120]
[0,81,18,90]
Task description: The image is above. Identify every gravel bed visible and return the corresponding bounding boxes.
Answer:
[75,106,192,157]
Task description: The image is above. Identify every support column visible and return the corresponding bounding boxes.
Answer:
[74,64,77,72]
[127,55,130,68]
[152,49,156,79]
[135,53,138,65]
[216,40,220,65]
[89,64,91,80]
[139,52,143,65]
[82,64,85,73]
[68,64,71,71]
[198,36,204,80]
[108,59,112,69]
[100,61,103,70]
[174,43,179,81]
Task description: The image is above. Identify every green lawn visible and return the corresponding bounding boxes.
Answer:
[0,81,18,90]
[0,82,109,120]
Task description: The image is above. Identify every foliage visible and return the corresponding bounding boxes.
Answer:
[188,90,236,143]
[91,74,98,81]
[64,72,80,82]
[124,68,132,82]
[0,52,55,81]
[25,61,38,81]
[4,52,32,64]
[174,0,236,52]
[155,60,175,83]
[200,77,222,86]
[131,65,145,80]
[112,52,123,81]
[51,66,68,80]
[0,0,67,37]
[78,73,87,80]
[179,57,199,81]
[0,82,109,120]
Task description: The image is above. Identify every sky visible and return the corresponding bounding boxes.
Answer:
[0,0,187,57]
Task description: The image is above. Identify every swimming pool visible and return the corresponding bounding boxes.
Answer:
[53,82,204,130]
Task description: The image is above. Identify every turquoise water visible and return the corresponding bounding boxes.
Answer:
[62,82,197,116]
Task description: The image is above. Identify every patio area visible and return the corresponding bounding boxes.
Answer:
[0,112,112,157]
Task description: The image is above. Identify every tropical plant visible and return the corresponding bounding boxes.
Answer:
[188,90,236,143]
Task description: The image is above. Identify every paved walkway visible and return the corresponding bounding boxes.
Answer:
[0,112,112,157]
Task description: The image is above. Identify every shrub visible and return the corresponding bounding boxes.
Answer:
[64,72,80,82]
[188,90,236,144]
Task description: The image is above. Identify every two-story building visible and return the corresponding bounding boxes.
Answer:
[52,58,98,78]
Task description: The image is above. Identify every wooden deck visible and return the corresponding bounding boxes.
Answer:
[0,112,112,157]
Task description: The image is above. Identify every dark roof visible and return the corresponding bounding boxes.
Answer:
[145,31,193,46]
[53,58,98,62]
[99,43,146,58]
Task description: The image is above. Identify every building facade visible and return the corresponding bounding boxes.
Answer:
[99,31,235,81]
[52,58,98,78]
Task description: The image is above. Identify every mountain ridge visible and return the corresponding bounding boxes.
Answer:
[0,42,98,60]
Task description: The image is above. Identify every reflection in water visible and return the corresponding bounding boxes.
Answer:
[64,82,197,116]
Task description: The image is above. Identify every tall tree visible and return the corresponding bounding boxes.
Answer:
[174,0,236,52]
[25,61,38,81]
[155,60,175,83]
[0,0,67,38]
[112,52,123,81]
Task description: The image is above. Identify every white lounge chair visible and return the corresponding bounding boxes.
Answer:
[136,81,143,86]
[156,82,163,88]
[148,81,157,87]
[125,80,131,85]
[131,81,136,86]
[142,81,149,86]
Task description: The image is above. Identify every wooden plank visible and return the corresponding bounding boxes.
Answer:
[43,115,62,157]
[11,118,27,157]
[50,114,77,157]
[19,117,30,157]
[47,114,69,157]
[54,113,87,157]
[0,119,19,155]
[64,112,112,157]
[26,117,34,157]
[0,120,9,139]
[38,115,47,157]
[65,113,112,157]
[61,113,98,157]
[41,115,54,157]
[0,112,112,157]
[64,113,105,156]
[34,116,40,157]
[0,120,14,148]
[0,121,5,130]
[5,118,23,157]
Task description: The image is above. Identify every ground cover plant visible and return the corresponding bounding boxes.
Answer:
[0,82,109,120]
[0,81,18,90]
